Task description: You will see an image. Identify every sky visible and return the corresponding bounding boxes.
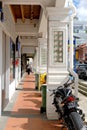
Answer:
[73,0,87,21]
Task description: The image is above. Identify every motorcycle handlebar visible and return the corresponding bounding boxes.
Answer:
[64,80,74,88]
[49,89,56,96]
[49,73,75,95]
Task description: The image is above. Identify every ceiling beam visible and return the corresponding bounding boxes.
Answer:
[20,5,25,23]
[30,5,34,21]
[9,5,17,23]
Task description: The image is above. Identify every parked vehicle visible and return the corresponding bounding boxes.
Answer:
[76,64,87,80]
[50,73,86,130]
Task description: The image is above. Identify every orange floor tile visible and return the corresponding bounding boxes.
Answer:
[4,73,67,130]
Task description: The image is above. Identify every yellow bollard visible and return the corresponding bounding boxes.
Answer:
[39,72,47,90]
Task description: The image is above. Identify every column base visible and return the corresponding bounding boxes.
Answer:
[46,71,68,119]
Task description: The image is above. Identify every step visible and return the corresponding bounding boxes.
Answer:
[79,81,87,88]
[78,84,87,92]
[78,88,87,96]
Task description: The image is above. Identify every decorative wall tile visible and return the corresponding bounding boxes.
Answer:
[53,31,63,63]
[41,48,47,65]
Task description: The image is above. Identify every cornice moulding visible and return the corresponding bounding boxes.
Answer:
[46,7,71,16]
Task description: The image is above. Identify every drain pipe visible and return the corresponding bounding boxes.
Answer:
[68,0,76,69]
[68,0,78,97]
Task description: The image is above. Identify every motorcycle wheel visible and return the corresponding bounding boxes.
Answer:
[69,111,84,130]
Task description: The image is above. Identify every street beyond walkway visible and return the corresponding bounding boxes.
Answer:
[3,73,67,130]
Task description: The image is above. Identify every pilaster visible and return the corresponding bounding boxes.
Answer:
[5,35,10,99]
[38,38,47,73]
[46,7,70,119]
[34,47,39,73]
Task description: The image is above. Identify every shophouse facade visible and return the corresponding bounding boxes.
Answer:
[0,0,76,119]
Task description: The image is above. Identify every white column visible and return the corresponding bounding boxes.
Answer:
[38,38,47,73]
[0,25,2,115]
[5,35,10,99]
[46,7,70,120]
[18,43,21,82]
[33,47,39,73]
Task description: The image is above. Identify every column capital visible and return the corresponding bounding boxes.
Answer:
[55,0,66,8]
[35,47,39,51]
[46,7,71,21]
[38,38,47,46]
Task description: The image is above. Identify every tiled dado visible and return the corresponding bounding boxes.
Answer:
[53,31,63,63]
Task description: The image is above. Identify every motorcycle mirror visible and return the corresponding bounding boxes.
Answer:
[69,75,74,80]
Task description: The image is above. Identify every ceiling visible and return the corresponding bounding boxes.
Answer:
[10,5,41,23]
[9,4,42,57]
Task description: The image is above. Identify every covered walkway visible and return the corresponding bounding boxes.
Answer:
[0,0,77,119]
[1,73,67,130]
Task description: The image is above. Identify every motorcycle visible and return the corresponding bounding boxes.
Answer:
[50,73,87,130]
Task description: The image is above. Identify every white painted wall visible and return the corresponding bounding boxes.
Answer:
[18,58,21,82]
[3,5,16,42]
[2,5,16,101]
[38,10,47,38]
[38,38,47,73]
[22,46,35,54]
[9,80,16,100]
[0,25,3,115]
[15,19,39,36]
[0,5,18,102]
[21,38,38,47]
[2,32,6,90]
[5,35,10,99]
[33,47,39,73]
[2,32,16,101]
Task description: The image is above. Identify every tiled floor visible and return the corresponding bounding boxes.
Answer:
[3,73,67,130]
